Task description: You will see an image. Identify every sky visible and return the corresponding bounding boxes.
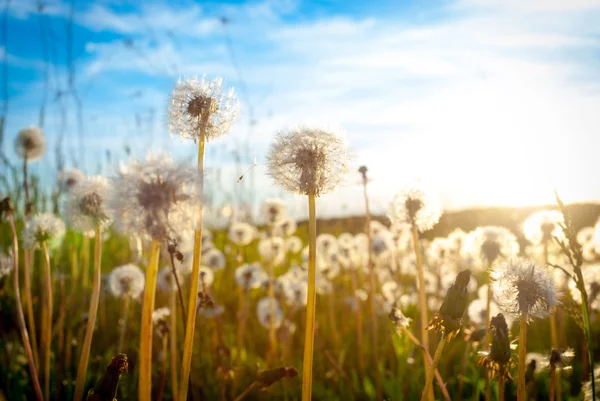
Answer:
[1,0,600,220]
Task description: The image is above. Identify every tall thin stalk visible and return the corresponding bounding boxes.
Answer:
[301,192,317,401]
[267,261,278,366]
[420,336,447,401]
[5,203,44,401]
[543,240,561,401]
[517,317,528,401]
[179,131,206,401]
[412,222,432,401]
[40,242,54,401]
[349,269,364,378]
[484,262,492,401]
[73,225,102,401]
[360,167,382,400]
[170,291,179,400]
[117,294,131,353]
[23,248,40,369]
[81,236,90,290]
[139,240,161,401]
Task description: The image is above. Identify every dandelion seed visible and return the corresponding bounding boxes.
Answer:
[57,168,85,192]
[67,176,112,236]
[15,126,46,161]
[110,152,199,243]
[491,258,560,322]
[22,212,65,249]
[389,305,412,329]
[108,264,145,299]
[169,76,239,142]
[267,126,350,197]
[152,307,171,338]
[389,182,441,232]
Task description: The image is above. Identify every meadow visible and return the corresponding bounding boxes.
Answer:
[0,76,599,401]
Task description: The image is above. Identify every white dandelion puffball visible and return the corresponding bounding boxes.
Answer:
[157,266,184,293]
[235,263,268,289]
[462,226,519,266]
[67,176,112,236]
[15,126,46,161]
[110,152,200,242]
[389,182,441,232]
[228,221,256,246]
[108,264,145,299]
[275,216,297,237]
[257,297,284,329]
[169,76,239,142]
[468,298,500,327]
[569,264,600,311]
[57,168,85,192]
[152,307,171,325]
[198,266,215,288]
[491,258,560,322]
[201,248,226,270]
[0,251,14,279]
[258,237,286,266]
[523,210,565,245]
[267,126,350,196]
[22,212,65,249]
[283,280,308,307]
[262,198,288,226]
[285,236,303,254]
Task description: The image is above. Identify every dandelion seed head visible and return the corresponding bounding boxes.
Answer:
[523,210,565,245]
[491,258,560,322]
[285,236,303,254]
[257,297,284,329]
[201,248,226,270]
[582,366,600,401]
[110,152,199,243]
[67,176,112,236]
[462,226,519,267]
[22,212,65,249]
[228,221,255,246]
[108,263,145,299]
[389,304,412,328]
[0,251,14,279]
[57,168,85,192]
[15,126,46,161]
[198,266,215,288]
[157,266,183,293]
[262,198,287,226]
[389,182,441,232]
[267,126,350,196]
[152,307,171,337]
[258,237,286,266]
[169,76,239,142]
[235,263,268,289]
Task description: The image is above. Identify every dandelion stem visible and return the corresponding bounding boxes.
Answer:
[139,239,161,401]
[361,170,382,401]
[170,291,179,401]
[412,222,432,401]
[23,248,40,370]
[349,270,364,379]
[550,365,556,401]
[420,335,447,401]
[117,294,130,353]
[41,242,53,401]
[517,316,528,401]
[73,225,103,401]
[6,209,44,401]
[81,236,90,290]
[233,381,259,401]
[544,240,562,401]
[157,335,169,401]
[301,192,317,401]
[267,261,278,366]
[178,127,206,401]
[484,262,492,401]
[498,375,505,401]
[168,250,188,321]
[23,156,33,215]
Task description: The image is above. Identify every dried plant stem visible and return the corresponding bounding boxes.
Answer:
[7,212,44,401]
[420,336,447,401]
[412,222,432,401]
[327,295,340,351]
[170,291,179,401]
[157,335,169,401]
[543,240,562,401]
[236,287,249,362]
[178,130,206,401]
[139,240,161,401]
[484,262,492,401]
[301,192,317,401]
[361,175,382,401]
[55,277,66,400]
[498,375,505,401]
[517,317,528,401]
[81,236,90,290]
[168,251,187,320]
[550,365,556,401]
[233,381,259,401]
[400,327,451,401]
[41,242,53,401]
[23,248,40,370]
[73,225,102,401]
[349,270,365,378]
[117,294,131,353]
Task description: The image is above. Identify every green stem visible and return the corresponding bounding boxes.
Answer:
[517,317,528,401]
[420,336,447,401]
[41,242,53,401]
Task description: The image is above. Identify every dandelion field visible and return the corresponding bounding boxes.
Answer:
[1,76,600,401]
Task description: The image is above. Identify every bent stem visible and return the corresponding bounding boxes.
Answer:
[233,381,259,401]
[517,317,528,401]
[420,336,447,401]
[301,192,317,401]
[41,242,54,401]
[178,133,206,401]
[73,225,103,401]
[7,212,44,401]
[412,222,432,401]
[139,240,161,401]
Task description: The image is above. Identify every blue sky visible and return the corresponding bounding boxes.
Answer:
[2,0,600,219]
